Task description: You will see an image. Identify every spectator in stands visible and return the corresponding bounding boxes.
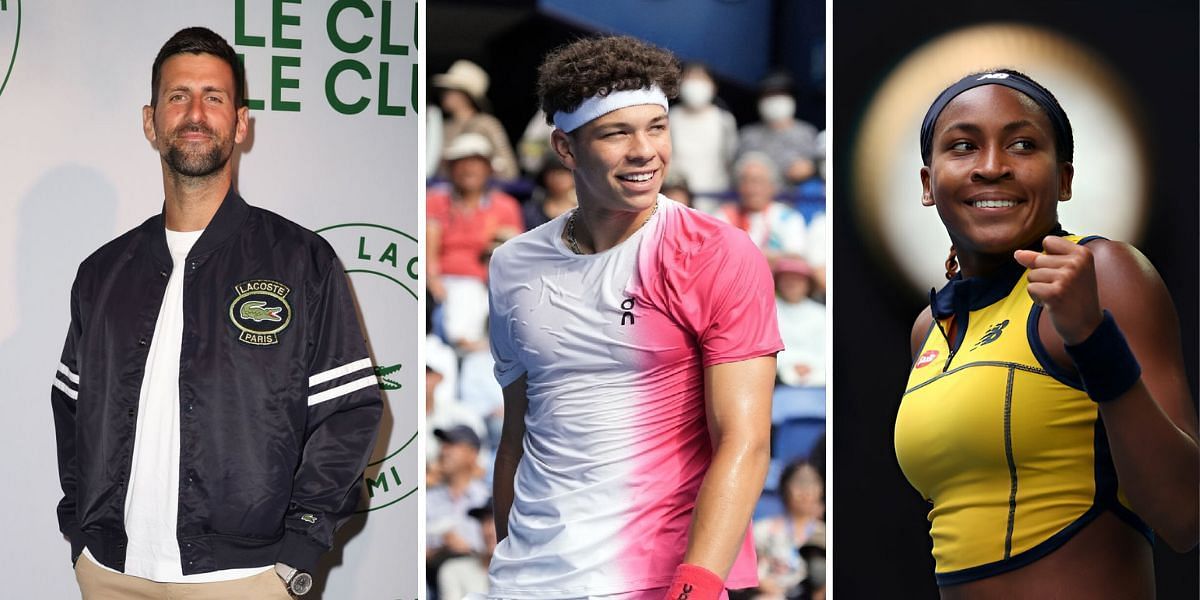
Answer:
[434,59,520,180]
[804,211,826,301]
[427,103,444,180]
[773,257,825,387]
[716,152,808,261]
[438,500,497,600]
[669,62,739,210]
[753,458,825,600]
[797,532,825,600]
[426,335,486,487]
[522,153,577,230]
[661,170,693,208]
[517,109,555,177]
[737,72,819,186]
[813,130,826,181]
[427,425,490,598]
[427,133,523,352]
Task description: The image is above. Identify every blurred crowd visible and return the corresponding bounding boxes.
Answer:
[425,58,826,600]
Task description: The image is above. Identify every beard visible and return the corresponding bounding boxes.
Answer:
[161,124,233,178]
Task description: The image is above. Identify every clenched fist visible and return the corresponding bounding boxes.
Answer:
[1013,235,1105,345]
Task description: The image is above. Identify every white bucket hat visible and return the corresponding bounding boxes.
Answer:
[433,60,490,108]
[442,132,494,162]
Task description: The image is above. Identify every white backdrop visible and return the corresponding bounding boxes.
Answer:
[0,1,420,598]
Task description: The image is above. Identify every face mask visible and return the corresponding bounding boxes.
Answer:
[759,95,795,122]
[679,79,715,108]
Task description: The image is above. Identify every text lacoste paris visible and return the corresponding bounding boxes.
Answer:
[229,279,293,345]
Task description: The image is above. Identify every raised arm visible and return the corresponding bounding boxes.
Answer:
[1015,236,1198,551]
[493,375,528,542]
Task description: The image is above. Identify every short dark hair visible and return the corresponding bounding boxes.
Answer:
[537,35,680,126]
[150,27,245,108]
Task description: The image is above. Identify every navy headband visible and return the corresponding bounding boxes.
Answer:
[920,70,1073,166]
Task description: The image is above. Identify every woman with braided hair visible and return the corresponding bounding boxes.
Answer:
[894,69,1198,597]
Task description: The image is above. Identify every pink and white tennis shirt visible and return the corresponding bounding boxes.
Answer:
[487,196,783,598]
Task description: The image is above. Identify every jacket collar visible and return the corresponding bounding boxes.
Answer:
[929,224,1069,321]
[146,186,250,266]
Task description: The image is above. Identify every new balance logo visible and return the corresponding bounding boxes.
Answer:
[972,319,1010,350]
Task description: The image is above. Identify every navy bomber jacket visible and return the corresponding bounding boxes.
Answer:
[50,188,382,574]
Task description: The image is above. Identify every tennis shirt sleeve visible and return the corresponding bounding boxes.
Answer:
[667,225,784,367]
[487,248,527,388]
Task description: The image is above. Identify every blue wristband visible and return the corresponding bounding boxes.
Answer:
[1064,310,1141,403]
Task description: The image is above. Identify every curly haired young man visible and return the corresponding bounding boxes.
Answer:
[486,36,782,600]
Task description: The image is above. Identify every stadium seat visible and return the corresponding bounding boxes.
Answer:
[754,489,785,520]
[772,416,824,462]
[772,385,825,423]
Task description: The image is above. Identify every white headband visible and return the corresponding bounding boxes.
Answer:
[552,86,669,133]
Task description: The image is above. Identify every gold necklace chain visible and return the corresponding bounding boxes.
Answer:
[565,201,659,255]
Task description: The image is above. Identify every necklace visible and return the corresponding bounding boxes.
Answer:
[565,201,659,255]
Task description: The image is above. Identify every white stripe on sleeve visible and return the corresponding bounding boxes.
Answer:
[58,362,80,384]
[53,378,79,400]
[308,357,374,387]
[307,374,378,406]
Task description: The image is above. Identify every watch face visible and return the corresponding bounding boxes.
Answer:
[290,572,314,596]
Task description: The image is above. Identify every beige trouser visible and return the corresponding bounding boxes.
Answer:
[75,554,293,600]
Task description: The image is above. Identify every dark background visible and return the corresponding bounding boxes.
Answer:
[833,0,1198,598]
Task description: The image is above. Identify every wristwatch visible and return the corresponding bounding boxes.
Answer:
[275,562,314,596]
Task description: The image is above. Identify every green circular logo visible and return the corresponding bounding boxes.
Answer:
[317,222,418,513]
[0,0,20,100]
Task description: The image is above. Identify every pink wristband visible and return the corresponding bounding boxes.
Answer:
[664,563,724,600]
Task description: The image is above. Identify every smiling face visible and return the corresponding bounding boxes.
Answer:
[143,53,248,180]
[553,103,671,215]
[920,85,1073,259]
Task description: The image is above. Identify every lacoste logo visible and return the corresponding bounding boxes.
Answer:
[972,319,1010,350]
[229,279,293,346]
[300,514,318,524]
[620,298,635,325]
[915,349,939,368]
[375,363,402,391]
[239,300,283,322]
[977,72,1010,80]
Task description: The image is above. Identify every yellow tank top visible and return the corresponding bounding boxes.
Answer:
[894,235,1150,585]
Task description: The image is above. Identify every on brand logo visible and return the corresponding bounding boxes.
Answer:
[676,583,694,600]
[621,298,635,325]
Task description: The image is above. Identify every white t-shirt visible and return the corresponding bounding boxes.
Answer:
[486,197,783,598]
[84,228,271,582]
